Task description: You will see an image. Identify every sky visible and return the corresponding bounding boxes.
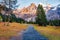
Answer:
[17,0,60,8]
[0,0,60,9]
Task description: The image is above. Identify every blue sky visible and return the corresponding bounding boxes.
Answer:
[17,0,60,8]
[0,0,60,8]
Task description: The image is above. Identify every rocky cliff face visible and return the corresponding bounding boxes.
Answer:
[13,3,37,22]
[20,3,37,15]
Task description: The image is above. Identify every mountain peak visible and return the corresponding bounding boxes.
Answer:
[20,3,37,14]
[31,3,36,6]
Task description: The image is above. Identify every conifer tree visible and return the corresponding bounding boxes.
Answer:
[36,4,47,26]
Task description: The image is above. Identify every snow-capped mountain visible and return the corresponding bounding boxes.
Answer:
[46,4,60,21]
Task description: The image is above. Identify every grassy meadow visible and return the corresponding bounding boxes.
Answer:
[0,22,60,40]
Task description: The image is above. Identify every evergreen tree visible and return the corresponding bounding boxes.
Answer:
[10,14,17,22]
[49,20,60,26]
[36,4,47,26]
[0,16,2,22]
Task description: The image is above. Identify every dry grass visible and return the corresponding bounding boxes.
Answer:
[0,22,28,37]
[0,22,60,40]
[33,24,60,40]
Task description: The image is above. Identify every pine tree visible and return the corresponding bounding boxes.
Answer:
[36,4,47,26]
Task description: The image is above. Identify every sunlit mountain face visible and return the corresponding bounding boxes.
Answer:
[20,3,37,15]
[13,3,37,16]
[13,3,37,22]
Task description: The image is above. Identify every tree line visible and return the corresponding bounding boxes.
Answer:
[0,13,25,23]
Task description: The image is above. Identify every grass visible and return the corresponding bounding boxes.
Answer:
[0,22,28,37]
[33,24,60,40]
[0,22,60,40]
